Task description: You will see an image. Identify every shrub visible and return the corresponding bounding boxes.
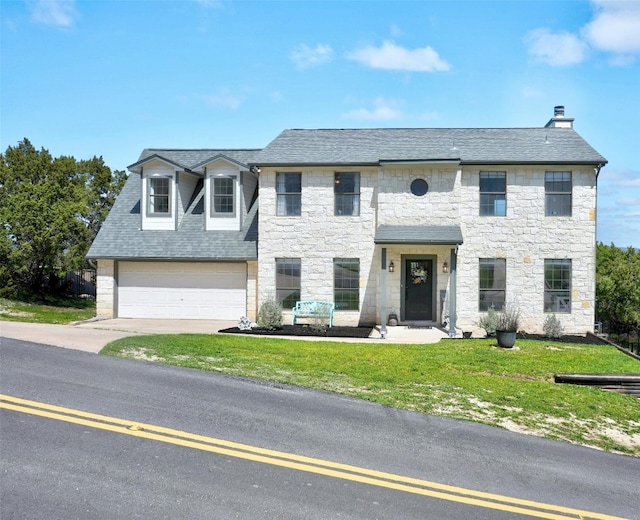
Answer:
[257,298,283,330]
[496,304,521,332]
[478,305,499,337]
[543,314,564,338]
[310,305,332,334]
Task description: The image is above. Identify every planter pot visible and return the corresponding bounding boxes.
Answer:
[496,330,517,348]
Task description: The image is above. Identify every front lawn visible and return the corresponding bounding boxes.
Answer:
[102,334,640,455]
[0,296,95,324]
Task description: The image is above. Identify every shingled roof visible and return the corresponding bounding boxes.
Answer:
[87,165,258,261]
[255,127,607,166]
[129,148,262,172]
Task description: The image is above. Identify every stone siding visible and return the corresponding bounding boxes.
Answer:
[457,165,597,334]
[95,259,115,318]
[258,163,597,334]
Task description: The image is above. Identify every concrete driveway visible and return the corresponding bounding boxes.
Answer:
[0,319,236,354]
[1,318,448,354]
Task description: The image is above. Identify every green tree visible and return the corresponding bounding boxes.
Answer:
[596,243,640,329]
[0,139,125,295]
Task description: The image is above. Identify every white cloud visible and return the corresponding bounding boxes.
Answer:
[522,86,544,98]
[342,98,403,121]
[290,44,333,69]
[270,91,284,103]
[390,24,404,37]
[202,91,243,110]
[524,28,588,66]
[195,0,223,7]
[621,178,640,187]
[347,40,451,72]
[582,0,640,55]
[617,198,640,208]
[27,0,77,28]
[525,1,640,67]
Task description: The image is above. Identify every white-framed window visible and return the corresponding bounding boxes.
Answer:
[479,258,506,311]
[479,171,506,216]
[544,259,571,313]
[276,258,301,308]
[212,176,235,217]
[147,177,171,216]
[545,171,572,216]
[334,258,359,311]
[334,172,360,216]
[276,173,301,216]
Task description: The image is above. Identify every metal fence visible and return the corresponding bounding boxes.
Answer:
[598,322,640,357]
[57,269,96,298]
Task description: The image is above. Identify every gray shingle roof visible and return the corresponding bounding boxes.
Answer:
[375,225,464,245]
[130,148,262,172]
[256,128,607,166]
[87,174,257,260]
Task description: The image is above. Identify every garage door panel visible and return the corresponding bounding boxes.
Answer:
[118,262,246,320]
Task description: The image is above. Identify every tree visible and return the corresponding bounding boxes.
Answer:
[596,243,640,330]
[0,138,126,295]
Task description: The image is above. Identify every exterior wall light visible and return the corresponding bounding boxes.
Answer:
[443,262,449,274]
[388,261,395,273]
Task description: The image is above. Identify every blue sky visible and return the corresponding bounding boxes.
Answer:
[2,0,639,247]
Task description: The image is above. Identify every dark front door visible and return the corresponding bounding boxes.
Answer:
[404,259,434,321]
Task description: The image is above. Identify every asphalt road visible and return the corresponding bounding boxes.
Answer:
[1,338,637,519]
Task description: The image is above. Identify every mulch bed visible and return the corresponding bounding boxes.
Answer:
[219,325,374,338]
[220,326,607,343]
[516,332,607,345]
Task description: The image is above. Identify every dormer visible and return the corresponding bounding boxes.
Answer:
[193,155,254,232]
[129,155,184,231]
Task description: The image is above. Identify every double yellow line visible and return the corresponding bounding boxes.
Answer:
[0,394,626,520]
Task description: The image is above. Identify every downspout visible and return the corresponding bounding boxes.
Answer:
[593,163,604,331]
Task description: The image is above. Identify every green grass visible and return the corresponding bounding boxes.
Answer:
[0,296,95,324]
[102,334,640,455]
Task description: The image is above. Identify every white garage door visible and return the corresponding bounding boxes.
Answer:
[118,262,246,320]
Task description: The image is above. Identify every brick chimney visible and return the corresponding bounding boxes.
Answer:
[545,105,574,128]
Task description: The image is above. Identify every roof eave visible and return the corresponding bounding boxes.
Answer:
[127,154,194,174]
[255,161,380,168]
[460,159,608,166]
[373,239,463,245]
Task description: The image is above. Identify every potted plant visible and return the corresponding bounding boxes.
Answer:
[495,304,521,348]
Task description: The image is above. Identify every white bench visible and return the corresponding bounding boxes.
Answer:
[291,301,335,327]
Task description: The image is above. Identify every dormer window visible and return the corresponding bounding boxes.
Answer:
[148,176,171,215]
[212,176,236,217]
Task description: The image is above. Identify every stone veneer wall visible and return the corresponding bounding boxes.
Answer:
[257,163,597,334]
[456,165,597,335]
[246,260,258,321]
[95,259,115,318]
[258,166,378,326]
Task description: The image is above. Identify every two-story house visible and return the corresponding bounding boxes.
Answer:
[88,106,607,335]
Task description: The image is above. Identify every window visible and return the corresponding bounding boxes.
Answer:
[334,258,359,310]
[212,177,235,217]
[545,171,572,216]
[479,258,506,311]
[479,171,506,216]
[334,172,360,216]
[276,258,301,308]
[276,173,301,216]
[544,259,571,313]
[411,179,429,196]
[148,177,171,215]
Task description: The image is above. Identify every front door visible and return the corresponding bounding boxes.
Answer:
[404,259,434,321]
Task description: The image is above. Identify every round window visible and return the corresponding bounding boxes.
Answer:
[411,179,429,196]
